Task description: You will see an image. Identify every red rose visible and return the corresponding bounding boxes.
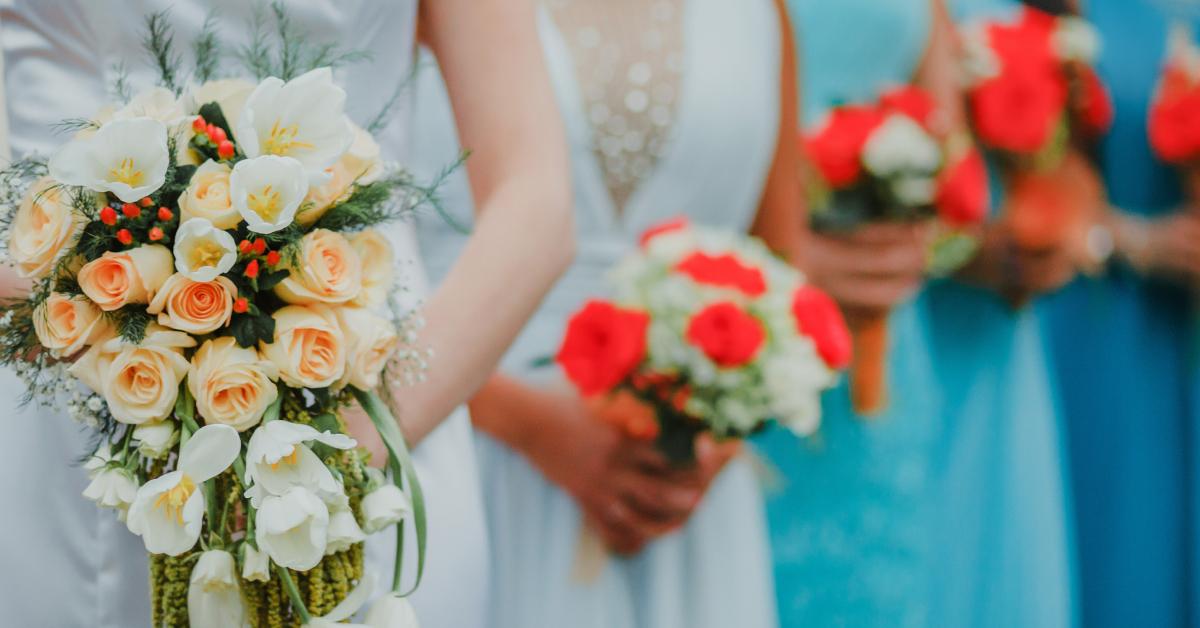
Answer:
[971,66,1067,154]
[685,301,766,368]
[1078,67,1114,137]
[935,148,990,226]
[879,85,939,130]
[791,286,852,370]
[1149,67,1200,163]
[557,300,650,396]
[674,251,767,297]
[639,216,690,248]
[803,105,884,188]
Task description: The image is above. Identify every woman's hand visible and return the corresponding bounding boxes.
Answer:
[957,221,1079,302]
[801,222,933,315]
[1113,209,1200,283]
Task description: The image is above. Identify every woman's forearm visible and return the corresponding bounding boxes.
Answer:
[468,373,561,458]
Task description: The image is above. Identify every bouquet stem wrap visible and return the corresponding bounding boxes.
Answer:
[847,309,888,416]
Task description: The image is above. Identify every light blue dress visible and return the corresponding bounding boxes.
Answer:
[932,7,1077,628]
[752,2,943,626]
[1043,1,1195,626]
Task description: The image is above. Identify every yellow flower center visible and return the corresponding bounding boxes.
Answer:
[109,157,145,187]
[154,474,196,525]
[247,185,283,222]
[262,120,314,156]
[269,446,301,470]
[188,237,227,270]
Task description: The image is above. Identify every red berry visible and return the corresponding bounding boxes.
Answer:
[157,206,173,221]
[251,238,267,255]
[217,140,235,159]
[209,126,227,144]
[266,250,281,266]
[116,229,133,245]
[148,227,164,242]
[99,206,118,226]
[233,297,249,314]
[206,123,217,139]
[192,116,206,133]
[244,259,260,279]
[121,203,141,218]
[139,197,154,207]
[238,240,252,254]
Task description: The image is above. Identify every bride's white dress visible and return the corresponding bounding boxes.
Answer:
[0,2,488,626]
[414,0,781,626]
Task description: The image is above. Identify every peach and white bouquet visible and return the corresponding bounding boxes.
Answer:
[0,11,435,628]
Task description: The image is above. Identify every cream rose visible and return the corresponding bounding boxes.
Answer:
[261,305,345,388]
[336,307,399,390]
[33,292,111,358]
[179,161,239,229]
[147,273,237,335]
[189,337,279,432]
[349,230,395,309]
[76,244,173,311]
[69,325,195,425]
[8,177,87,278]
[274,230,362,305]
[295,124,383,226]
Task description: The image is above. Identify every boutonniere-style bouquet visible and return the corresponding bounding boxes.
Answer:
[1149,23,1200,201]
[0,12,436,628]
[802,85,989,414]
[960,6,1110,260]
[554,218,851,464]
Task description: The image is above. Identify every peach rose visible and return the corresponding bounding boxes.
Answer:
[297,162,355,227]
[336,307,400,390]
[274,230,362,305]
[189,337,279,432]
[179,160,240,229]
[147,273,236,335]
[69,325,195,424]
[32,292,111,358]
[260,305,346,388]
[349,230,395,309]
[77,245,173,311]
[8,177,87,278]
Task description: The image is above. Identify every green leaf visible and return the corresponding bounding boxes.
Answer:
[256,269,290,292]
[229,312,274,348]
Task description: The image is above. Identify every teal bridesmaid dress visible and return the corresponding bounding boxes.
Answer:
[934,5,1078,628]
[752,2,943,625]
[1042,1,1195,626]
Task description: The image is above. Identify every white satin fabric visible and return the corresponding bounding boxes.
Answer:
[0,2,488,626]
[413,1,782,627]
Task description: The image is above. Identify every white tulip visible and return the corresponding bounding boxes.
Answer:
[188,550,250,628]
[126,424,241,556]
[862,114,942,179]
[134,420,180,459]
[326,503,366,555]
[244,420,356,507]
[114,87,190,129]
[49,117,169,202]
[82,467,138,512]
[230,155,308,234]
[361,484,411,535]
[241,543,271,582]
[366,594,421,628]
[173,218,238,281]
[255,486,330,571]
[237,68,355,184]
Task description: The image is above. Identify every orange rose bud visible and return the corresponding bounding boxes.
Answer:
[116,229,133,245]
[251,238,267,255]
[238,239,252,254]
[99,206,118,226]
[233,297,249,314]
[209,126,227,144]
[121,203,141,218]
[157,206,173,221]
[217,140,235,159]
[244,259,260,279]
[266,250,281,266]
[192,116,206,134]
[139,197,154,207]
[148,227,164,242]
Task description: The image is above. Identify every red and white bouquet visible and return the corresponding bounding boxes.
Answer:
[960,6,1110,254]
[555,218,850,464]
[1149,24,1200,191]
[0,12,433,628]
[802,85,989,414]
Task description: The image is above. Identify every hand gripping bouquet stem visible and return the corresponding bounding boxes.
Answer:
[0,10,451,627]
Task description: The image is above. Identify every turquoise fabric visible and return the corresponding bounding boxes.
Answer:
[1042,1,1195,626]
[753,1,942,625]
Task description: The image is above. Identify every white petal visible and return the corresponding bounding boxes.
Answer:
[180,424,242,481]
[365,592,420,628]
